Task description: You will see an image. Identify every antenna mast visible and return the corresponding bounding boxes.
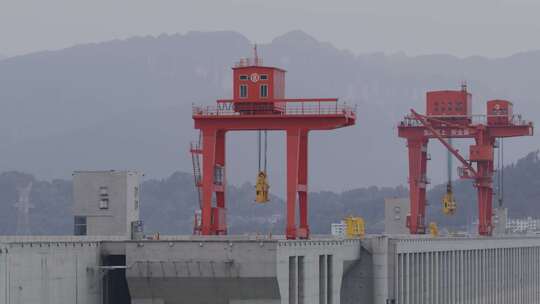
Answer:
[253,44,260,65]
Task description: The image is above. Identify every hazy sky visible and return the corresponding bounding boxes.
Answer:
[1,0,540,57]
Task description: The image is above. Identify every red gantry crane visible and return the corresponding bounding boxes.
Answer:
[190,48,355,239]
[398,85,533,236]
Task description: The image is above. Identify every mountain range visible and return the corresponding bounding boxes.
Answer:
[0,30,539,194]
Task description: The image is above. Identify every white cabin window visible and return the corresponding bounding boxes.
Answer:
[240,84,248,98]
[260,84,268,98]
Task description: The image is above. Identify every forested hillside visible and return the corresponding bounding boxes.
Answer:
[427,150,540,230]
[1,151,538,235]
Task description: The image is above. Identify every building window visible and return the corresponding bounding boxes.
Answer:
[260,74,268,80]
[99,186,109,209]
[260,84,268,98]
[74,216,87,236]
[134,186,140,210]
[100,186,108,195]
[100,198,109,209]
[239,75,248,80]
[240,84,248,98]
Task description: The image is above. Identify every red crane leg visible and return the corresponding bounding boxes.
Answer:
[201,128,217,235]
[215,130,227,234]
[297,130,309,239]
[475,138,494,235]
[476,177,493,236]
[286,129,300,239]
[406,138,428,234]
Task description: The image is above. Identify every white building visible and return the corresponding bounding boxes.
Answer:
[73,170,143,238]
[384,197,410,234]
[507,216,539,233]
[492,207,508,235]
[331,221,346,237]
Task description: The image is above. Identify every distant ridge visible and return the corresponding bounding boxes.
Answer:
[0,30,538,191]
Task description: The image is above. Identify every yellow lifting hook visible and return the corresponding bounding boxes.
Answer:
[442,183,457,215]
[255,130,270,203]
[255,171,270,203]
[442,138,457,215]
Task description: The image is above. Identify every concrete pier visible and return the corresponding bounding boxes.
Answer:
[123,237,362,304]
[2,235,540,303]
[382,235,540,304]
[0,236,104,304]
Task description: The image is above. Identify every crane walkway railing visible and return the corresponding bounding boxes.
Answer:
[400,114,531,127]
[192,98,356,117]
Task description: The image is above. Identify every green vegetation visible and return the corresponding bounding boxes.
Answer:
[1,151,539,235]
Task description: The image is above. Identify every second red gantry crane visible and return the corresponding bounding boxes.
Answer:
[398,85,533,236]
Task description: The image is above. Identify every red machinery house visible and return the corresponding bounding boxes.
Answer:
[487,99,513,125]
[232,58,286,113]
[426,90,472,123]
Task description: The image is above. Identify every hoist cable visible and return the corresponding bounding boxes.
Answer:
[257,130,269,173]
[264,130,268,172]
[500,138,504,207]
[447,138,453,184]
[257,130,261,172]
[496,138,504,207]
[499,139,502,205]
